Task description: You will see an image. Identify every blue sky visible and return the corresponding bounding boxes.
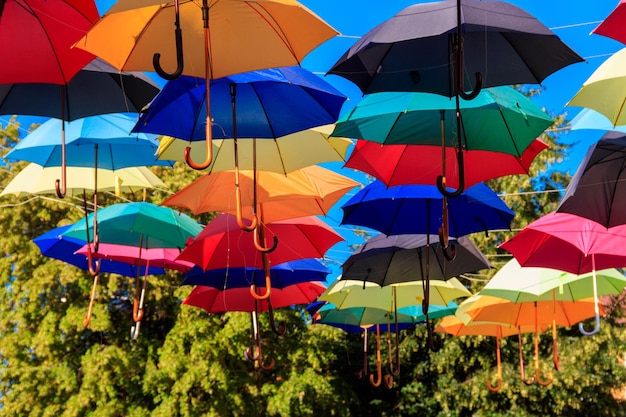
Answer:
[5,0,625,280]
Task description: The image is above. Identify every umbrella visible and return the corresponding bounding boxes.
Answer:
[344,137,549,188]
[1,164,164,198]
[435,315,550,391]
[331,86,553,195]
[155,125,352,173]
[176,213,342,271]
[340,181,514,238]
[181,259,330,289]
[569,108,626,134]
[183,281,327,370]
[0,58,161,197]
[567,47,626,127]
[160,164,360,222]
[341,233,491,286]
[32,224,166,327]
[479,258,626,303]
[74,0,338,169]
[326,0,582,96]
[556,131,626,228]
[133,70,346,143]
[318,278,471,311]
[499,211,626,335]
[0,0,98,84]
[591,0,626,45]
[457,294,604,386]
[74,243,194,273]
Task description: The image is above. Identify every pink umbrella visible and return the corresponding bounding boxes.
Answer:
[75,243,194,272]
[500,211,626,335]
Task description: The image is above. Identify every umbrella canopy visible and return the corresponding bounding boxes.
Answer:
[0,58,161,121]
[435,315,547,338]
[32,225,165,277]
[569,108,626,133]
[479,258,626,303]
[591,0,626,45]
[326,0,582,95]
[74,243,193,273]
[457,295,604,328]
[344,138,549,189]
[181,258,331,289]
[342,233,491,286]
[182,281,327,313]
[331,87,553,154]
[556,131,626,228]
[340,181,514,237]
[62,201,203,249]
[161,164,360,222]
[133,69,347,142]
[1,163,164,198]
[567,48,626,127]
[155,126,352,173]
[0,0,98,84]
[176,213,343,270]
[314,303,457,333]
[74,0,338,80]
[499,212,626,275]
[318,278,472,311]
[4,113,172,170]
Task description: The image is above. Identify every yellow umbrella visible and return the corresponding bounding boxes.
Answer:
[74,0,339,169]
[161,164,360,221]
[1,163,164,198]
[567,47,626,126]
[156,125,353,173]
[435,315,550,392]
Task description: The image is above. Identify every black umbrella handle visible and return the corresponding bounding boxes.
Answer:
[153,1,184,80]
[436,150,465,197]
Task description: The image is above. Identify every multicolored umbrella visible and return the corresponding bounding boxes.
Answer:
[74,0,338,170]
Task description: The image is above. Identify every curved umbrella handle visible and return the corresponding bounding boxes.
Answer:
[244,345,260,362]
[55,177,66,199]
[250,252,272,301]
[457,72,483,101]
[152,1,184,81]
[132,269,148,322]
[579,315,601,336]
[533,330,554,386]
[267,301,286,336]
[257,349,275,371]
[486,336,503,392]
[234,190,258,232]
[184,142,212,171]
[55,97,67,198]
[438,197,456,262]
[86,244,101,277]
[83,272,100,328]
[436,151,465,198]
[253,225,278,253]
[438,226,457,262]
[383,374,394,389]
[130,321,141,340]
[579,265,601,336]
[369,324,382,387]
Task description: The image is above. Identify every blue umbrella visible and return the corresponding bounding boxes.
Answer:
[132,66,347,170]
[5,113,173,170]
[33,225,165,277]
[181,258,331,289]
[341,181,514,238]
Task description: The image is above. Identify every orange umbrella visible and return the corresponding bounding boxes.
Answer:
[74,0,338,169]
[457,294,605,387]
[161,164,360,222]
[435,316,549,391]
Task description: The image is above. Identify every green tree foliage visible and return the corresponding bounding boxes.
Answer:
[0,107,624,417]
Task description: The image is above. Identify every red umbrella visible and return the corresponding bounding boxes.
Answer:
[500,211,626,335]
[176,213,343,271]
[345,138,548,188]
[592,0,626,45]
[0,0,98,84]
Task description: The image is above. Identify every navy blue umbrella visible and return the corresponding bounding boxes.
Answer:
[33,225,165,277]
[133,66,347,141]
[181,258,331,289]
[341,181,514,238]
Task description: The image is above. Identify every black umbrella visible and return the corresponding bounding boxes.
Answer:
[556,131,626,228]
[0,57,161,198]
[327,0,583,97]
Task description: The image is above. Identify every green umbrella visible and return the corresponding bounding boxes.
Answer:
[479,258,626,303]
